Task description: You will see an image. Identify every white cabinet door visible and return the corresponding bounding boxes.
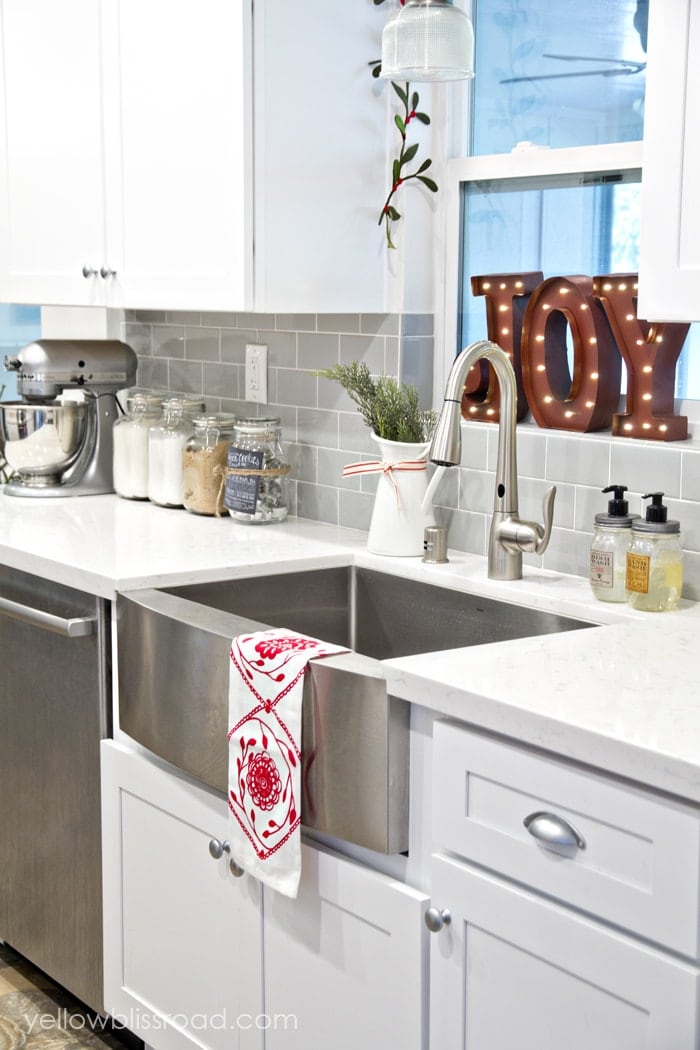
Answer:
[252,0,389,314]
[429,854,700,1050]
[263,843,428,1050]
[101,742,264,1050]
[638,0,700,320]
[101,0,253,311]
[0,0,108,305]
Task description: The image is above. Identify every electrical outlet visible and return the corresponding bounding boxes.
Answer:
[245,343,268,403]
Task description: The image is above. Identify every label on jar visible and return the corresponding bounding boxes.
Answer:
[626,552,650,594]
[589,549,613,588]
[224,447,263,514]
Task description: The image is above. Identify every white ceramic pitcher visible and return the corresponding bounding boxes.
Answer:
[366,434,436,556]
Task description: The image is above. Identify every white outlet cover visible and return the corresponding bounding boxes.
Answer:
[245,343,268,403]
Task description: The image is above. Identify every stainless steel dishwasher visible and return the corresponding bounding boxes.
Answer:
[0,564,110,1014]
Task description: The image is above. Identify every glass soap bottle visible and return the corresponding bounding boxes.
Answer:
[589,484,636,602]
[113,390,165,500]
[223,417,290,524]
[626,493,683,612]
[183,413,236,516]
[147,396,206,508]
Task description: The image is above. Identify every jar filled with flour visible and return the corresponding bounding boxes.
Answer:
[183,413,236,516]
[147,396,206,508]
[113,390,166,500]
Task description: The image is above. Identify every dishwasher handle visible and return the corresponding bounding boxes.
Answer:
[0,594,96,638]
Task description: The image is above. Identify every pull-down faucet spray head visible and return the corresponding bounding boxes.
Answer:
[430,339,556,580]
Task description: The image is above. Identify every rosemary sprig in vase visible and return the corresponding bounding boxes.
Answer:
[316,362,437,556]
[315,361,435,443]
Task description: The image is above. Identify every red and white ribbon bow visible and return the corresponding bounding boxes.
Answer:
[342,457,427,506]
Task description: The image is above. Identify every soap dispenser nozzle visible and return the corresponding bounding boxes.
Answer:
[643,492,668,523]
[602,484,629,517]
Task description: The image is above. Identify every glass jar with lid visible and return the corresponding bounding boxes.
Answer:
[626,492,683,612]
[224,417,290,524]
[183,413,236,516]
[113,389,166,500]
[147,396,206,508]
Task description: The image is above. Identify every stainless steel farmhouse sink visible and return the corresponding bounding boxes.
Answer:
[117,567,594,854]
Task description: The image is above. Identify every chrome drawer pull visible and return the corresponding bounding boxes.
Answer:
[523,811,586,851]
[229,858,245,878]
[424,907,451,933]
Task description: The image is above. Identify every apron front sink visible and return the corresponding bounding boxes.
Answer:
[117,567,593,854]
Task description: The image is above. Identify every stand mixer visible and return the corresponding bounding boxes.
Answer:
[0,339,137,497]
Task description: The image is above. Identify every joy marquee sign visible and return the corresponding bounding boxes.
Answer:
[465,272,690,442]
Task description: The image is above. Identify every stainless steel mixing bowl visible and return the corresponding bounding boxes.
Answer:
[0,400,88,486]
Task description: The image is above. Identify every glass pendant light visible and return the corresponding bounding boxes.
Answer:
[380,0,475,82]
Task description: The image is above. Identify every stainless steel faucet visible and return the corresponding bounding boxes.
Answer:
[430,339,556,580]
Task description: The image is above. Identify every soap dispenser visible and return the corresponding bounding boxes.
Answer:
[589,484,637,602]
[626,492,683,612]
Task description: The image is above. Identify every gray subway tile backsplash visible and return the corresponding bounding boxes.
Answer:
[125,309,700,597]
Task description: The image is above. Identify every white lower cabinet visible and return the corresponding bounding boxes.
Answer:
[429,855,700,1050]
[101,741,265,1050]
[101,741,429,1050]
[263,844,428,1050]
[428,721,700,1050]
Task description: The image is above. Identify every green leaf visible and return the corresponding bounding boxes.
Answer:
[394,114,406,135]
[411,91,419,111]
[388,206,401,220]
[392,158,400,183]
[392,82,409,106]
[416,112,431,125]
[417,176,439,192]
[402,142,419,164]
[417,158,432,173]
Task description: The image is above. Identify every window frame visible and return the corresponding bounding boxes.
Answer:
[436,139,657,417]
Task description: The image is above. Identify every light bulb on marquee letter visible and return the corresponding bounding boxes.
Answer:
[592,274,688,442]
[521,275,621,432]
[466,272,542,423]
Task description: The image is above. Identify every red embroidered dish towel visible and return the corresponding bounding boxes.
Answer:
[227,629,347,898]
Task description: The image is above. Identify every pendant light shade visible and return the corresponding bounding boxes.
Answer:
[380,0,475,82]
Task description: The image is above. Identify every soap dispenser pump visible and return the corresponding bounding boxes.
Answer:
[626,492,683,611]
[589,484,637,602]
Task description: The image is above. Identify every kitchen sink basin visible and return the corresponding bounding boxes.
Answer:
[165,566,591,659]
[117,567,593,855]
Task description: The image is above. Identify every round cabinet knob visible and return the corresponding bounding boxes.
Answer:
[82,264,98,278]
[424,906,451,933]
[208,837,231,860]
[100,266,117,279]
[229,858,245,879]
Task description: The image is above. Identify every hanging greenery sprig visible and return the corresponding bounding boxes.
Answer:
[371,0,438,250]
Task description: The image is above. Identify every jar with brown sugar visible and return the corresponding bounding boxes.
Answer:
[183,413,236,516]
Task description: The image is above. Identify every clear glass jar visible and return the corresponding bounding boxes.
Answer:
[590,520,634,602]
[183,413,236,516]
[113,390,166,500]
[224,417,290,524]
[147,396,206,508]
[626,529,683,612]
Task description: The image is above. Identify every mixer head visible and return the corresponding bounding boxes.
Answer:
[4,339,138,401]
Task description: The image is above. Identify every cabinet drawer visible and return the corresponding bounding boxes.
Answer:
[433,720,700,958]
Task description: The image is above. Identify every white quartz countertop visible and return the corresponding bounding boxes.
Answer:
[2,491,699,804]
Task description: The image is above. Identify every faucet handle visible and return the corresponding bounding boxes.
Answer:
[535,485,556,554]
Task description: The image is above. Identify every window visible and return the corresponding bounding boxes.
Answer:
[447,0,699,402]
[0,305,41,400]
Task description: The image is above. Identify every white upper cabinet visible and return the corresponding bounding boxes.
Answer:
[0,0,108,305]
[0,0,393,312]
[638,0,700,321]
